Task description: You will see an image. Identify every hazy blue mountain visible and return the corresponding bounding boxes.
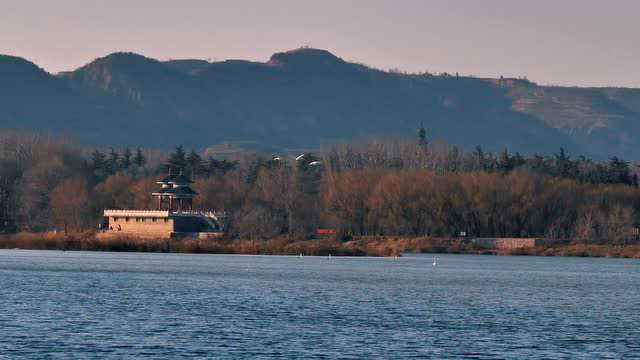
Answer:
[1,48,639,158]
[0,55,83,130]
[164,59,212,75]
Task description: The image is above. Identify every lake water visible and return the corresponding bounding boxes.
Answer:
[1,251,639,359]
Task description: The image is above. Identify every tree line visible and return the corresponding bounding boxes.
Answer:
[89,145,238,180]
[1,130,639,245]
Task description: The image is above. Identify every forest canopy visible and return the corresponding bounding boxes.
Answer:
[0,130,639,245]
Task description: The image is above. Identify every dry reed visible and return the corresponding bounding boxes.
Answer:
[2,233,639,258]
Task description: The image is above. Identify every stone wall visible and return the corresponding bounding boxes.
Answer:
[107,216,174,239]
[472,238,544,249]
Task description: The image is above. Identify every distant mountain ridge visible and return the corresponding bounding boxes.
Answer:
[1,48,639,158]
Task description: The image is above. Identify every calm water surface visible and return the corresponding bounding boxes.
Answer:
[1,250,639,359]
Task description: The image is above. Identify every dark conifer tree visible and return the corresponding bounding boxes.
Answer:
[472,146,486,171]
[513,152,526,169]
[120,147,132,169]
[91,150,107,171]
[107,148,120,174]
[418,123,427,148]
[186,150,204,178]
[607,157,632,185]
[555,147,571,177]
[167,145,187,172]
[90,150,109,179]
[133,147,146,168]
[208,157,238,177]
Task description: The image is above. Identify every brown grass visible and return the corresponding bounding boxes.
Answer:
[0,233,371,256]
[0,231,171,252]
[507,244,640,258]
[2,233,640,258]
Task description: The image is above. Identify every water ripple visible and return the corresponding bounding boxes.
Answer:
[0,250,639,358]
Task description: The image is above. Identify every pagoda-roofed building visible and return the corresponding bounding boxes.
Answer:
[101,169,224,239]
[152,170,197,211]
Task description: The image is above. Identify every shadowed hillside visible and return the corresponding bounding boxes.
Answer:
[0,55,90,131]
[1,48,639,158]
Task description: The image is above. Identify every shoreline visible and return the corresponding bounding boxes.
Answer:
[1,233,640,259]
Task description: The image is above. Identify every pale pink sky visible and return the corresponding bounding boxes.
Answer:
[1,0,638,87]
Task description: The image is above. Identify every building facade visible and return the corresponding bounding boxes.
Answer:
[101,171,223,239]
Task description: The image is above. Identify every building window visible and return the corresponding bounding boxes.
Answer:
[125,217,130,222]
[113,217,119,222]
[164,218,169,223]
[152,218,157,222]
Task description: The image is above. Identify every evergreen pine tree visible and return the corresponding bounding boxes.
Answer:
[107,148,120,174]
[473,146,486,171]
[186,150,204,178]
[418,123,427,148]
[513,152,526,169]
[133,147,146,168]
[555,147,571,177]
[607,157,632,185]
[91,150,108,178]
[121,147,132,169]
[208,157,238,177]
[167,145,187,172]
[91,150,107,171]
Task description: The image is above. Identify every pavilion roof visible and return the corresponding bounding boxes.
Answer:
[153,186,197,196]
[158,173,194,184]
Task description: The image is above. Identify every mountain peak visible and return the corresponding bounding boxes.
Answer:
[268,47,344,67]
[78,52,161,70]
[0,54,50,76]
[68,52,173,82]
[62,52,184,100]
[3,49,640,158]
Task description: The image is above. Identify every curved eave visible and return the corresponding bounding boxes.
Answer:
[152,193,197,197]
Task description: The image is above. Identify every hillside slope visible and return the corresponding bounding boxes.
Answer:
[504,79,640,157]
[1,48,639,158]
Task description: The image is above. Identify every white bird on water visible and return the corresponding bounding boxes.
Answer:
[432,257,438,267]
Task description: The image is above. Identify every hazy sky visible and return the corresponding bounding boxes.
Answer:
[1,0,638,87]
